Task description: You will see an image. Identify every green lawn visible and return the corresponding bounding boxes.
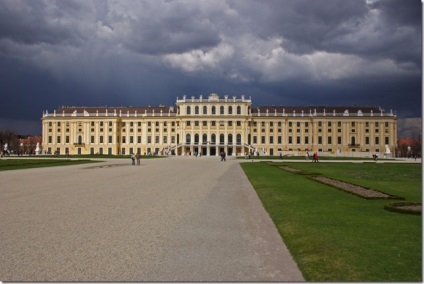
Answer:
[241,162,422,282]
[0,159,98,171]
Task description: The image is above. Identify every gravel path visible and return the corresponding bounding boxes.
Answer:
[0,157,304,281]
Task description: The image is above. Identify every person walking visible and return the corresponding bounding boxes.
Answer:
[220,151,226,162]
[136,152,141,165]
[131,154,135,165]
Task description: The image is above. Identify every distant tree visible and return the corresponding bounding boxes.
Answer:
[0,130,19,153]
[411,129,422,157]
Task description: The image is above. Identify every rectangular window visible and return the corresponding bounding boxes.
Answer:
[304,136,309,144]
[109,136,113,143]
[171,136,175,143]
[318,136,322,144]
[289,136,292,144]
[147,136,151,143]
[385,137,389,144]
[155,136,159,143]
[228,121,233,126]
[211,121,216,126]
[338,136,342,144]
[253,136,257,144]
[91,136,95,143]
[57,136,61,143]
[375,137,380,144]
[163,136,168,143]
[66,136,69,143]
[278,136,282,144]
[328,136,332,144]
[338,121,342,127]
[328,121,332,127]
[137,136,141,143]
[100,136,104,143]
[297,122,300,127]
[130,136,134,143]
[203,121,207,126]
[261,136,265,144]
[237,121,241,126]
[365,137,370,144]
[296,136,301,144]
[186,121,191,126]
[122,136,126,143]
[270,136,274,144]
[375,122,379,127]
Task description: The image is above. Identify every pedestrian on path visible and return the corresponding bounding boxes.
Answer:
[131,154,135,165]
[136,152,141,165]
[220,151,226,162]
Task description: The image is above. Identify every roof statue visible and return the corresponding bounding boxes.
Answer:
[208,93,220,101]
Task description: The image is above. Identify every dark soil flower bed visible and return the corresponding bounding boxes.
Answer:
[384,202,422,215]
[311,176,403,200]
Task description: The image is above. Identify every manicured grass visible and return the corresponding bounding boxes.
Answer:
[0,159,99,171]
[241,162,422,282]
[237,155,391,161]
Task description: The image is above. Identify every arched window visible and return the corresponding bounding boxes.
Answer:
[237,106,241,114]
[228,106,233,115]
[78,135,82,144]
[228,134,233,145]
[211,134,216,144]
[220,134,225,145]
[187,106,191,115]
[236,134,242,145]
[202,134,207,144]
[212,106,216,114]
[194,134,199,144]
[186,134,191,144]
[203,106,207,114]
[248,134,251,145]
[195,106,199,115]
[220,106,225,115]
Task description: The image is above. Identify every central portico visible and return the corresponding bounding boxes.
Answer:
[174,93,252,156]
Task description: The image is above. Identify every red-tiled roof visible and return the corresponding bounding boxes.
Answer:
[55,106,175,114]
[251,106,383,114]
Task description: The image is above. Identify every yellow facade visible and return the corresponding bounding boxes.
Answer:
[42,93,397,157]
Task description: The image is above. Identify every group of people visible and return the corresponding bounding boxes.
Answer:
[131,153,142,165]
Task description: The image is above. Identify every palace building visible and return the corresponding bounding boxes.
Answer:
[41,93,397,157]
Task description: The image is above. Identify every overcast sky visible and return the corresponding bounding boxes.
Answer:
[0,0,421,137]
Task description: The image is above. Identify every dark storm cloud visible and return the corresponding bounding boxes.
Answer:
[233,0,420,65]
[0,0,421,136]
[0,0,92,46]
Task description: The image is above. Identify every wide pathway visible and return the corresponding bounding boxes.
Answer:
[0,156,304,281]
